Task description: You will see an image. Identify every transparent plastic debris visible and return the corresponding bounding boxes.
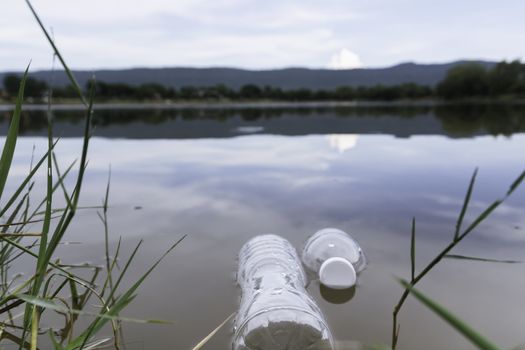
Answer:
[233,234,334,350]
[302,228,367,289]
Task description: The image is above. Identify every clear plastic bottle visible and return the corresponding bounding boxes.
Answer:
[302,228,367,290]
[233,234,334,350]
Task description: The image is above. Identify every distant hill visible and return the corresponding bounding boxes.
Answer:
[0,61,496,90]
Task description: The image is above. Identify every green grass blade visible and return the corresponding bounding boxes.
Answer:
[103,240,143,306]
[40,76,95,278]
[191,313,234,350]
[459,170,525,241]
[64,297,135,350]
[0,140,58,219]
[459,200,502,240]
[23,80,56,348]
[99,167,115,305]
[1,193,29,235]
[52,153,73,210]
[0,65,29,201]
[79,338,111,350]
[49,329,65,350]
[72,235,185,349]
[454,168,478,240]
[71,81,95,209]
[0,238,88,284]
[1,66,34,349]
[398,279,501,350]
[24,0,87,106]
[507,170,525,196]
[444,255,522,264]
[1,329,33,349]
[103,165,111,211]
[410,217,416,281]
[36,87,55,271]
[100,237,121,299]
[16,294,172,325]
[34,206,103,216]
[115,235,186,303]
[19,162,75,238]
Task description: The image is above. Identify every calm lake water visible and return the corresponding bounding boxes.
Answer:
[1,103,525,350]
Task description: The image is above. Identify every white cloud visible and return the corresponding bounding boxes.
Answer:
[328,48,363,69]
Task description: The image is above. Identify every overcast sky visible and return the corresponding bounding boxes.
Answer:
[1,0,524,71]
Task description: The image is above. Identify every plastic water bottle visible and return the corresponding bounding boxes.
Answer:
[233,234,334,350]
[302,228,367,290]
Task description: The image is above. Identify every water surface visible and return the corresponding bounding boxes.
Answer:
[2,104,524,350]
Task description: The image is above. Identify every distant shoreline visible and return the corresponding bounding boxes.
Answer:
[1,99,525,112]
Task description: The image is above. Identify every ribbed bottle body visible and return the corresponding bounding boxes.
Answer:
[234,234,334,350]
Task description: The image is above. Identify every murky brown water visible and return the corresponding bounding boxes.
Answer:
[2,104,525,349]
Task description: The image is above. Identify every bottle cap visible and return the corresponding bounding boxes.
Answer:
[319,257,356,289]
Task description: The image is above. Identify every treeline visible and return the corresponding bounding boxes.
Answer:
[2,60,525,102]
[0,77,434,101]
[1,74,49,99]
[437,60,525,99]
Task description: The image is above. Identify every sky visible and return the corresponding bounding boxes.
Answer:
[1,0,524,71]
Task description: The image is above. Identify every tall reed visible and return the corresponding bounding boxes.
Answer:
[392,168,525,350]
[0,2,185,349]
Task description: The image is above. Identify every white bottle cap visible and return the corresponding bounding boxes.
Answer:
[319,257,356,289]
